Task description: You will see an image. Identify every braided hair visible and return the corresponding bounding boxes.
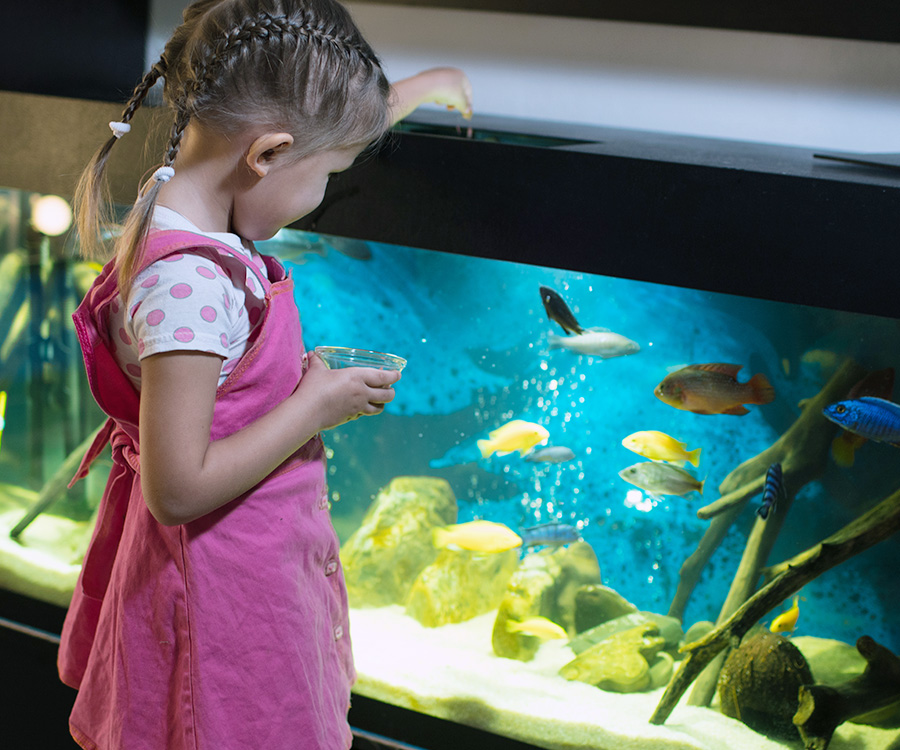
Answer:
[75,0,390,288]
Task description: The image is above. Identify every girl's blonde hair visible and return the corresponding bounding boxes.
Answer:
[76,0,390,288]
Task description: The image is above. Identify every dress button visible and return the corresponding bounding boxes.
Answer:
[325,560,338,576]
[333,624,344,640]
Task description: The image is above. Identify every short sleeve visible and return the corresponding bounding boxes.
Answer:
[127,252,240,360]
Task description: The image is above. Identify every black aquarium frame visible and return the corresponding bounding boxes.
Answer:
[295,110,900,321]
[3,92,900,747]
[349,0,900,43]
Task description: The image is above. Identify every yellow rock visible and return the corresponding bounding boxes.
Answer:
[340,476,457,607]
[559,623,666,692]
[492,542,602,662]
[405,546,519,627]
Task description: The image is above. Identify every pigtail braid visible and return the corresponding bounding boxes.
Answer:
[115,99,192,290]
[209,10,379,80]
[74,60,167,261]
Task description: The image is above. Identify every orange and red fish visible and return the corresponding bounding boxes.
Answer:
[654,363,775,416]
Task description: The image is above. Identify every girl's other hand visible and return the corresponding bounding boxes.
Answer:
[298,352,401,432]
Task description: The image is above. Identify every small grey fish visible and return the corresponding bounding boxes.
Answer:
[520,523,580,548]
[525,446,576,464]
[540,285,584,335]
[618,462,704,498]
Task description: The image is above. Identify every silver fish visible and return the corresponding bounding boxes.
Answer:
[525,446,576,464]
[618,462,704,498]
[548,328,639,358]
[520,523,580,548]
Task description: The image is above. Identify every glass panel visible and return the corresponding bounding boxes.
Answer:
[3,193,898,748]
[0,188,106,607]
[263,226,900,749]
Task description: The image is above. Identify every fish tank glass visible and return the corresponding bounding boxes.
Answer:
[2,169,900,750]
[0,188,107,608]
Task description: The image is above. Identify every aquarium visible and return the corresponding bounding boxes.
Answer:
[0,187,106,609]
[2,105,900,750]
[262,226,900,750]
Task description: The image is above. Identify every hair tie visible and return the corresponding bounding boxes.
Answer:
[109,121,131,138]
[152,166,175,183]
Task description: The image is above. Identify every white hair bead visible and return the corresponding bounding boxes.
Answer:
[151,166,175,183]
[109,121,131,138]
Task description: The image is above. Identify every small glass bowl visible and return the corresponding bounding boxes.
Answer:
[314,346,407,371]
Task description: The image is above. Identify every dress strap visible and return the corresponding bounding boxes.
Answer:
[68,419,115,488]
[141,230,277,292]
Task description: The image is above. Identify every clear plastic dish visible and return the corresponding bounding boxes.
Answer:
[314,346,407,371]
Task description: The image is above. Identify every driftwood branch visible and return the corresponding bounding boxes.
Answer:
[687,480,797,706]
[667,359,865,623]
[794,636,900,750]
[9,423,105,538]
[651,485,900,726]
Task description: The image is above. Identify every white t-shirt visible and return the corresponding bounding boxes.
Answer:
[110,207,270,389]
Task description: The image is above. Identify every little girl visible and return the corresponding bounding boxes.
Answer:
[58,1,472,748]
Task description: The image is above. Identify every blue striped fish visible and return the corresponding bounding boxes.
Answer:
[757,462,785,520]
[823,397,900,445]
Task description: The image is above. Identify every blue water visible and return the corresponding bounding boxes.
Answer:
[267,229,900,654]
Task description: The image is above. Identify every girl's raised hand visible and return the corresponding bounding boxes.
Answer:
[297,352,401,432]
[423,66,474,120]
[389,67,474,124]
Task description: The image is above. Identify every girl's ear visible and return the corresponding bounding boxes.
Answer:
[245,132,294,177]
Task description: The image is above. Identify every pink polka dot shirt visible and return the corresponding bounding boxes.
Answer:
[110,207,269,388]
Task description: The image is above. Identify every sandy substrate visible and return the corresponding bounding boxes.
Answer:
[350,606,898,750]
[0,505,88,607]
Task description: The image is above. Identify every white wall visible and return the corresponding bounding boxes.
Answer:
[148,1,900,151]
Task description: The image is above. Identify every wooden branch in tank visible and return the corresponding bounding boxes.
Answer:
[794,636,900,750]
[9,422,105,538]
[687,477,799,707]
[668,507,741,622]
[667,359,866,623]
[650,484,900,726]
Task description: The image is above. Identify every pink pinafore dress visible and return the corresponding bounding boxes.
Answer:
[59,231,355,750]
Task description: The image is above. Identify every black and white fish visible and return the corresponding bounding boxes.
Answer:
[548,328,640,358]
[539,285,583,335]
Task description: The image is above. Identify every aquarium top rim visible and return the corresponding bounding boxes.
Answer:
[399,109,900,190]
[2,91,898,202]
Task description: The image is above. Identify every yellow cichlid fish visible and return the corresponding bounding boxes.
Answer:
[477,419,549,458]
[431,520,523,553]
[621,430,701,467]
[831,430,866,467]
[506,616,568,640]
[770,595,800,634]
